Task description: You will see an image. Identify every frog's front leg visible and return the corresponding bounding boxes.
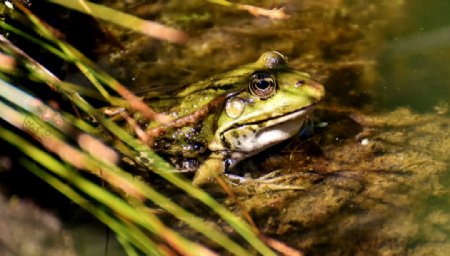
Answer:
[192,152,226,186]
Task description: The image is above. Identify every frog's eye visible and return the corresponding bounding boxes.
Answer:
[249,71,277,99]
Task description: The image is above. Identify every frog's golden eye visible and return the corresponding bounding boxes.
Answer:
[249,71,277,99]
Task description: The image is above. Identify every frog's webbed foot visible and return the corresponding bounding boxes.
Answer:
[193,153,304,194]
[224,170,305,194]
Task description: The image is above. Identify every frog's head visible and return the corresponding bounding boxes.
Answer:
[210,51,325,159]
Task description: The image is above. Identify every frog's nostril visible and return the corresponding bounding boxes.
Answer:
[295,80,305,87]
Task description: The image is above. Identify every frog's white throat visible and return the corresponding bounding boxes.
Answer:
[240,109,307,151]
[216,107,312,162]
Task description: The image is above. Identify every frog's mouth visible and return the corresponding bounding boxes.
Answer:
[257,103,316,127]
[219,103,318,154]
[227,102,318,131]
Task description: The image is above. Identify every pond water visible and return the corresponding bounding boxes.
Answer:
[1,0,449,255]
[376,0,450,112]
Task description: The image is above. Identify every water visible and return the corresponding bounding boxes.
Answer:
[377,0,450,112]
[2,1,450,255]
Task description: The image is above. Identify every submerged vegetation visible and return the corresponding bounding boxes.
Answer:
[1,0,449,255]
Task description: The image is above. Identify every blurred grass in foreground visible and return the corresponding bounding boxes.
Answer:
[0,1,291,255]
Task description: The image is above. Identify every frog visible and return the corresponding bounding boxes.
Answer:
[110,51,325,189]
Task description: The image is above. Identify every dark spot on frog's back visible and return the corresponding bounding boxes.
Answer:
[138,156,150,164]
[153,138,172,151]
[188,141,206,152]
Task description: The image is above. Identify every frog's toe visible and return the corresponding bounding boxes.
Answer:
[224,172,305,194]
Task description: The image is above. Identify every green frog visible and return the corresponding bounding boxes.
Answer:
[110,51,324,188]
